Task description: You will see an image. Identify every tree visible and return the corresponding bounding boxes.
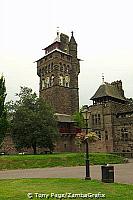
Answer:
[0,75,7,146]
[7,87,58,154]
[72,111,85,129]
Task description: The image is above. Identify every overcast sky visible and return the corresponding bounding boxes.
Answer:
[1,0,133,106]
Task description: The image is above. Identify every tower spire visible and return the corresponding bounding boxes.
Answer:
[57,26,59,35]
[53,27,60,42]
[102,73,105,84]
[71,31,73,37]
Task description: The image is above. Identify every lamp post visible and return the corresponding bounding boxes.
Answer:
[82,106,91,180]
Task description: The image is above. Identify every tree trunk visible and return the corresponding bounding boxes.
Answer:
[32,142,37,155]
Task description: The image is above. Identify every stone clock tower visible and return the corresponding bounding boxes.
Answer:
[36,31,80,115]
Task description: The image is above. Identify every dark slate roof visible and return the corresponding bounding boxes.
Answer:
[91,82,126,101]
[115,103,133,114]
[54,113,75,123]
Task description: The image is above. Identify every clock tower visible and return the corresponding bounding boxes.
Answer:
[36,31,80,115]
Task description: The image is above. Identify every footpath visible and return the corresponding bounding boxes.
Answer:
[0,159,133,184]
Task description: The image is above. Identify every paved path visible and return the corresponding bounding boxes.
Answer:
[0,161,133,184]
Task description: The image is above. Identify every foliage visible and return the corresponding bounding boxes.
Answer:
[6,87,58,154]
[0,153,124,170]
[76,132,98,143]
[73,107,99,151]
[0,75,7,146]
[72,111,85,129]
[75,132,99,152]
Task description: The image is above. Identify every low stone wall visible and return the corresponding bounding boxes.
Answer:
[0,133,113,154]
[111,152,133,158]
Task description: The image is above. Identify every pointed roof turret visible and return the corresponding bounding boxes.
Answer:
[90,81,126,101]
[70,31,77,44]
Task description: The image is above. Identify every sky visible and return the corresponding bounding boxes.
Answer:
[1,0,133,106]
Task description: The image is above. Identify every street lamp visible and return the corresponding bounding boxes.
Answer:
[82,105,91,180]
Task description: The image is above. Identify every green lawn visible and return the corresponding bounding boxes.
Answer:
[0,178,132,200]
[0,153,124,170]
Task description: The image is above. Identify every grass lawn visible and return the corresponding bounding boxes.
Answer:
[0,153,124,170]
[0,178,132,200]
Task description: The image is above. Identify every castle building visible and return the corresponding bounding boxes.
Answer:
[36,31,81,152]
[87,80,133,153]
[36,31,133,153]
[1,32,132,154]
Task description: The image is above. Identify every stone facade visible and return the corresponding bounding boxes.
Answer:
[36,32,80,115]
[0,133,17,154]
[88,80,133,153]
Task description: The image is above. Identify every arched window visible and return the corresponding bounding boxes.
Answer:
[51,75,54,86]
[64,75,70,87]
[51,63,53,71]
[42,79,45,89]
[63,64,66,72]
[45,77,50,88]
[45,66,48,74]
[59,75,64,86]
[67,65,69,73]
[59,62,63,72]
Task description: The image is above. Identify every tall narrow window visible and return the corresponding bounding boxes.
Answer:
[45,66,48,74]
[42,79,45,89]
[51,63,53,71]
[45,77,50,88]
[67,65,69,73]
[59,75,64,86]
[105,131,108,140]
[98,131,101,140]
[98,114,101,125]
[95,114,97,125]
[64,144,67,149]
[121,128,128,141]
[51,75,54,86]
[64,75,70,87]
[60,63,63,72]
[92,115,94,125]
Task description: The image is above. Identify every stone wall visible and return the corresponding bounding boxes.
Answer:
[37,33,80,116]
[0,133,17,154]
[88,100,133,153]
